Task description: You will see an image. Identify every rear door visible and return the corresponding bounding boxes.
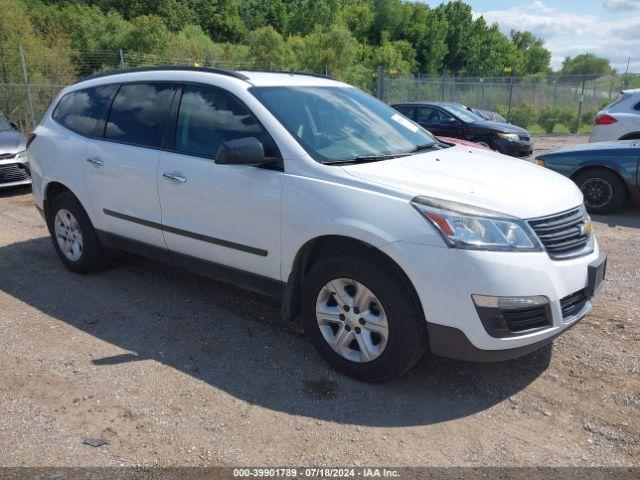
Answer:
[84,82,176,248]
[157,83,282,280]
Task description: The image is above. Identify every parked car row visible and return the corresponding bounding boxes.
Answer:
[392,101,533,158]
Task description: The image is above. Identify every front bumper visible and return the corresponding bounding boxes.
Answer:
[380,239,602,360]
[498,139,533,158]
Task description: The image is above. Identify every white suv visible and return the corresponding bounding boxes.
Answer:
[590,89,640,142]
[28,67,607,381]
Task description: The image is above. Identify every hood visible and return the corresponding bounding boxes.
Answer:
[342,145,582,219]
[0,131,26,154]
[470,121,528,135]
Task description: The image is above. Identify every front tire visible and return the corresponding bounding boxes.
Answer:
[47,192,108,273]
[574,168,626,214]
[302,253,427,382]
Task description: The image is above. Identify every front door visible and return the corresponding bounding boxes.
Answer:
[157,84,282,280]
[84,82,176,248]
[416,106,461,138]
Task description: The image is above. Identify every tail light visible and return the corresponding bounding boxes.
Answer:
[595,114,617,126]
[26,133,37,149]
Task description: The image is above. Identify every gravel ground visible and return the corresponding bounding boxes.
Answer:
[0,134,638,467]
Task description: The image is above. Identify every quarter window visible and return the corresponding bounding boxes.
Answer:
[175,85,273,158]
[53,85,117,137]
[104,83,174,148]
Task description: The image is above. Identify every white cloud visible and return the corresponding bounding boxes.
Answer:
[602,0,640,12]
[475,1,640,72]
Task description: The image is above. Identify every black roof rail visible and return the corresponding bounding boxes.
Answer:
[263,70,336,80]
[74,65,250,84]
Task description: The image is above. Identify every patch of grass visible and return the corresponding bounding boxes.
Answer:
[528,124,593,134]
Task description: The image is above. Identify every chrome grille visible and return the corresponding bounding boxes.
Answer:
[0,153,16,160]
[0,164,30,184]
[528,206,591,259]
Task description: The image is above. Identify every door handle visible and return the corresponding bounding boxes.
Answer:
[86,157,104,166]
[163,172,187,183]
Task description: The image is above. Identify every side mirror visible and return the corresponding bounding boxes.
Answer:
[9,121,19,130]
[444,116,458,124]
[215,137,269,166]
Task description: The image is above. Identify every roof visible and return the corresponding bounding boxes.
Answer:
[391,101,465,107]
[621,88,640,95]
[74,66,343,88]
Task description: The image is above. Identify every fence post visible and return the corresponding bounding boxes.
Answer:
[576,75,586,134]
[451,75,455,101]
[19,45,36,130]
[506,70,514,122]
[440,75,445,101]
[268,60,272,72]
[119,49,126,69]
[375,66,384,100]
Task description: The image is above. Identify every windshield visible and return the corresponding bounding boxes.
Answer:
[0,117,11,132]
[442,104,485,123]
[250,86,438,163]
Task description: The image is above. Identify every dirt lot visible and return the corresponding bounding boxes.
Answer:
[0,134,638,467]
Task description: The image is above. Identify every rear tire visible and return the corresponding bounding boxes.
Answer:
[302,252,428,382]
[47,192,108,273]
[574,168,626,214]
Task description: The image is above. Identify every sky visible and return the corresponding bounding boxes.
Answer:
[428,0,640,73]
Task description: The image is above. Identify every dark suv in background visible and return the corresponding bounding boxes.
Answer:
[392,102,533,158]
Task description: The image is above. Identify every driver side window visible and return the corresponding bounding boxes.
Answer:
[175,85,276,158]
[417,107,445,124]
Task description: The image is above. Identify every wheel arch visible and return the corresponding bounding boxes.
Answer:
[570,164,636,202]
[281,235,425,328]
[619,132,640,141]
[42,182,83,233]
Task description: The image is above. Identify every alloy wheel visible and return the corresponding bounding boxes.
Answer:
[315,278,389,363]
[54,209,84,262]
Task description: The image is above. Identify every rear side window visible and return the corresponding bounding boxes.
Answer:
[175,85,273,158]
[634,101,640,111]
[105,83,174,148]
[53,85,117,137]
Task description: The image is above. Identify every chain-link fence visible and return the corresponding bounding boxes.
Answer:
[0,46,288,133]
[378,69,639,129]
[1,44,638,134]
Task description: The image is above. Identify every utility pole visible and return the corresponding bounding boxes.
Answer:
[19,45,35,129]
[576,75,586,134]
[506,67,514,122]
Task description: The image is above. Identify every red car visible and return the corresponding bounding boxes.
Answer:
[438,136,492,150]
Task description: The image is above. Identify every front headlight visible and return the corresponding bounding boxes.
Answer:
[497,132,519,141]
[411,196,542,252]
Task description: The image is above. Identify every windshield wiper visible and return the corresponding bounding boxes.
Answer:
[408,142,442,153]
[327,153,409,165]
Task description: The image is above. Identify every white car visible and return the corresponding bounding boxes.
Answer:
[28,67,607,381]
[590,89,640,143]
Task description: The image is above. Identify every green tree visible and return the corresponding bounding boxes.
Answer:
[510,30,551,75]
[247,26,288,68]
[339,1,375,42]
[561,54,613,76]
[372,40,416,75]
[123,15,170,55]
